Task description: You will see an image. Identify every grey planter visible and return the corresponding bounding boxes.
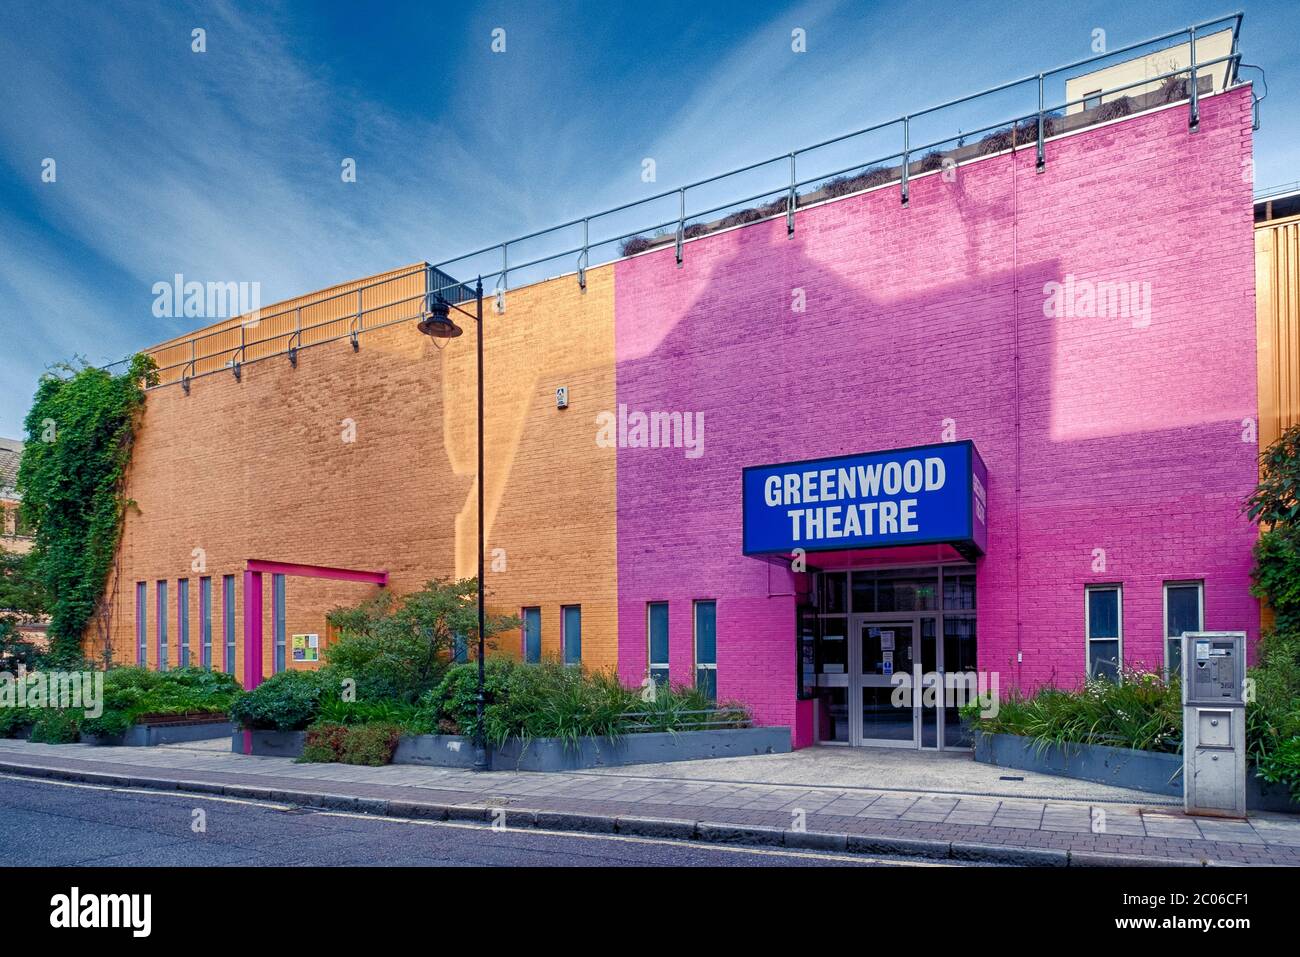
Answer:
[394,726,792,771]
[974,732,1298,813]
[233,729,307,757]
[974,732,1184,795]
[84,719,234,748]
[392,734,480,768]
[1246,774,1298,813]
[235,726,792,770]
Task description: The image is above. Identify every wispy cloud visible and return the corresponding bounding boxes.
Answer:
[1,0,1296,438]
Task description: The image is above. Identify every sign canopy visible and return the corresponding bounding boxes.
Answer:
[742,441,987,557]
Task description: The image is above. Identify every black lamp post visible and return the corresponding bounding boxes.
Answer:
[418,276,489,772]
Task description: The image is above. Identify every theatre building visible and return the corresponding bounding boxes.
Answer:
[88,25,1277,751]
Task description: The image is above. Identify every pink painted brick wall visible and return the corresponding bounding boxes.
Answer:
[614,88,1258,739]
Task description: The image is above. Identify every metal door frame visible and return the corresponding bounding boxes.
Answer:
[851,611,946,750]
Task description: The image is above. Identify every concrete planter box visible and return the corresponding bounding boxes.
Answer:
[235,726,792,769]
[1246,774,1298,813]
[233,729,307,757]
[974,732,1298,813]
[84,717,234,748]
[974,732,1183,796]
[393,734,479,768]
[399,726,792,771]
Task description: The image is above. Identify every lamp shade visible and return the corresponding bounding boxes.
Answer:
[417,298,463,338]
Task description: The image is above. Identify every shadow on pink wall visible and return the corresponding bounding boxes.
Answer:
[612,88,1258,737]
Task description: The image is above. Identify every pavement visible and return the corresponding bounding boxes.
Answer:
[1,738,1298,866]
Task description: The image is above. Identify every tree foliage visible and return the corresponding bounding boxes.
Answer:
[16,355,157,663]
[325,578,519,703]
[0,546,47,670]
[1246,423,1300,527]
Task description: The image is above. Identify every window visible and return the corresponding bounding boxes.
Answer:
[561,605,582,665]
[694,600,717,701]
[797,603,817,700]
[1083,89,1103,110]
[223,575,236,674]
[452,632,468,663]
[156,580,169,671]
[272,573,286,673]
[199,577,212,669]
[1085,585,1122,681]
[177,578,190,669]
[135,582,147,665]
[647,602,669,686]
[1164,581,1204,679]
[521,607,541,664]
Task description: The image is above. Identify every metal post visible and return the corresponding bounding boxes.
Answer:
[675,187,685,267]
[473,277,489,773]
[497,245,507,313]
[1188,28,1200,131]
[787,153,796,237]
[1036,73,1046,172]
[578,218,588,289]
[900,116,909,206]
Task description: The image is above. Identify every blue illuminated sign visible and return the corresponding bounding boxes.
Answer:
[741,441,987,556]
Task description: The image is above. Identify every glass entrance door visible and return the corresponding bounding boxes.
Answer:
[850,614,946,749]
[854,618,916,747]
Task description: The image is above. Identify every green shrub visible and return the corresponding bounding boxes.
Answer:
[1251,528,1300,635]
[427,659,517,745]
[325,578,520,703]
[299,722,350,763]
[78,666,241,738]
[228,670,337,731]
[29,709,80,743]
[1246,630,1300,762]
[316,697,426,732]
[1256,737,1300,802]
[965,668,1182,753]
[494,662,639,746]
[79,708,133,739]
[631,683,751,732]
[339,722,402,766]
[425,660,754,748]
[298,720,402,766]
[0,706,37,738]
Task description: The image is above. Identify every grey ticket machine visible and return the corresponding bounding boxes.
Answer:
[1181,631,1247,818]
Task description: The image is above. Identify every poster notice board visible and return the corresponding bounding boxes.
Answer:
[292,634,320,662]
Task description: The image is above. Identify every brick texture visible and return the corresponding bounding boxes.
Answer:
[613,88,1259,737]
[95,267,618,676]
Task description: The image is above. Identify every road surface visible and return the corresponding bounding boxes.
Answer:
[0,773,955,867]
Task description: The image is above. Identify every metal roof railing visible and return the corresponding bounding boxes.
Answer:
[432,13,1249,300]
[127,14,1250,391]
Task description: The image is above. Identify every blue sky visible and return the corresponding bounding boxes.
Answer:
[1,0,1297,437]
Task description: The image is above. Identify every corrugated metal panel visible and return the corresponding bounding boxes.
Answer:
[1256,215,1300,452]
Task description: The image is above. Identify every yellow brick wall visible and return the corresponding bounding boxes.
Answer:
[94,264,618,679]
